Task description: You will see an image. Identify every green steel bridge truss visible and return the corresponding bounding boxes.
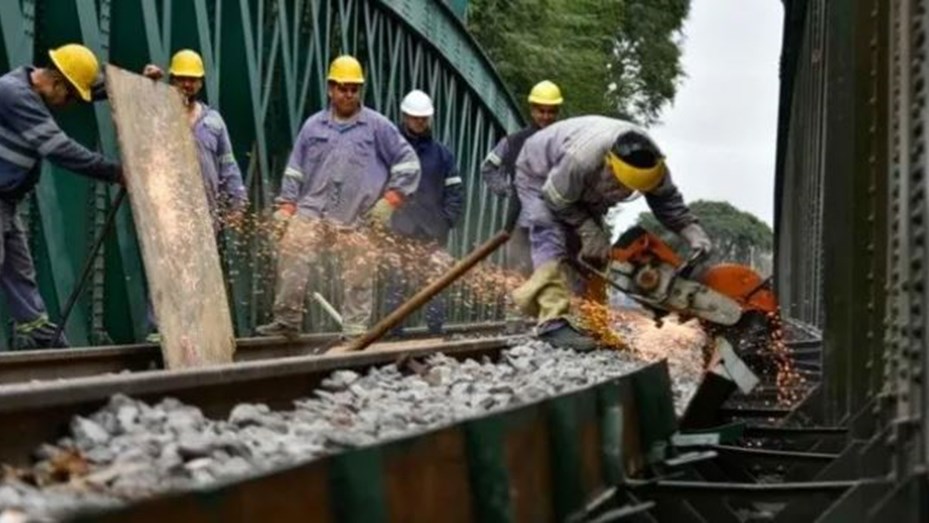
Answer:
[0,0,524,348]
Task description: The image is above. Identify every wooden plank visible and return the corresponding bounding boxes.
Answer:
[105,65,234,369]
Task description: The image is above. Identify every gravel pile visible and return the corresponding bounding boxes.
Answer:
[0,335,702,522]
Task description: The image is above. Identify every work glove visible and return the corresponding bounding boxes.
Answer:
[366,190,404,229]
[577,219,611,265]
[679,223,713,255]
[273,202,296,223]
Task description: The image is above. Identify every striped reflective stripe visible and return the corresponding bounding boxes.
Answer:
[390,160,419,174]
[220,153,236,164]
[21,120,58,143]
[0,142,37,169]
[0,124,30,148]
[38,132,68,156]
[485,152,501,166]
[284,166,304,180]
[542,179,571,208]
[445,176,462,186]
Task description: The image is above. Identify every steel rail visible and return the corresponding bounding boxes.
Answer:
[0,334,515,465]
[0,321,514,385]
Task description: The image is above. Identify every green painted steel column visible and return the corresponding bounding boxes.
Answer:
[548,393,586,520]
[819,0,877,423]
[598,382,625,485]
[329,448,388,522]
[445,0,470,20]
[464,416,512,522]
[630,362,676,461]
[34,0,116,346]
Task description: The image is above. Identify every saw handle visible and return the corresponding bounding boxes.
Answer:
[676,247,709,280]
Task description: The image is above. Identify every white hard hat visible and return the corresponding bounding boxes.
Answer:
[400,89,434,117]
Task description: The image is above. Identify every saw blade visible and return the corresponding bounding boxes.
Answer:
[702,310,780,380]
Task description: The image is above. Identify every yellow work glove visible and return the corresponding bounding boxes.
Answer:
[367,190,404,229]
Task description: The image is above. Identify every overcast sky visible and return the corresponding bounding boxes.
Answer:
[612,0,784,231]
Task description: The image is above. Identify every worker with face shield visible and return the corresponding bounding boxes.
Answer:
[512,116,711,351]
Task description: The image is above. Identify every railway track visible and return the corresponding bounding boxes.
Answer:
[0,320,823,522]
[0,322,514,386]
[0,331,676,523]
[0,334,517,466]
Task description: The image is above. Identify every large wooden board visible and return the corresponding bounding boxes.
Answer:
[106,65,234,369]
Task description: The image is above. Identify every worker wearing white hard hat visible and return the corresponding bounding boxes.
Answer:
[383,89,463,337]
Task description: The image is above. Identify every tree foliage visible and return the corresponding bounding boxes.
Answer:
[467,0,690,124]
[636,200,773,266]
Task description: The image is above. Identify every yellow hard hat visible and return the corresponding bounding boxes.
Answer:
[606,152,666,192]
[327,55,365,84]
[48,44,99,102]
[169,49,205,78]
[607,132,666,192]
[528,80,563,105]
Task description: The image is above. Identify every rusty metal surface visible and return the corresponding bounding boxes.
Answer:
[66,361,660,523]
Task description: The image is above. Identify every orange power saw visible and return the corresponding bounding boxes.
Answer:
[607,226,776,318]
[578,226,780,429]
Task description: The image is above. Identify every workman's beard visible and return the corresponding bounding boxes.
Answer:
[406,124,431,138]
[183,94,197,107]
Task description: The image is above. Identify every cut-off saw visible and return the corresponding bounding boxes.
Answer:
[579,225,780,429]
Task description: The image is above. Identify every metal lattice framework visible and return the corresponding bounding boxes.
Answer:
[889,0,929,487]
[0,0,523,348]
[776,0,929,516]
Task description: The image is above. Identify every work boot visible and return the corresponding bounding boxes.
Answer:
[13,317,69,350]
[255,320,300,339]
[537,322,599,353]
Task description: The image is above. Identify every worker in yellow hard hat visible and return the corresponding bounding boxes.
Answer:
[141,49,249,342]
[480,80,564,331]
[142,50,248,228]
[256,54,421,340]
[0,43,126,350]
[0,43,138,349]
[510,116,710,351]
